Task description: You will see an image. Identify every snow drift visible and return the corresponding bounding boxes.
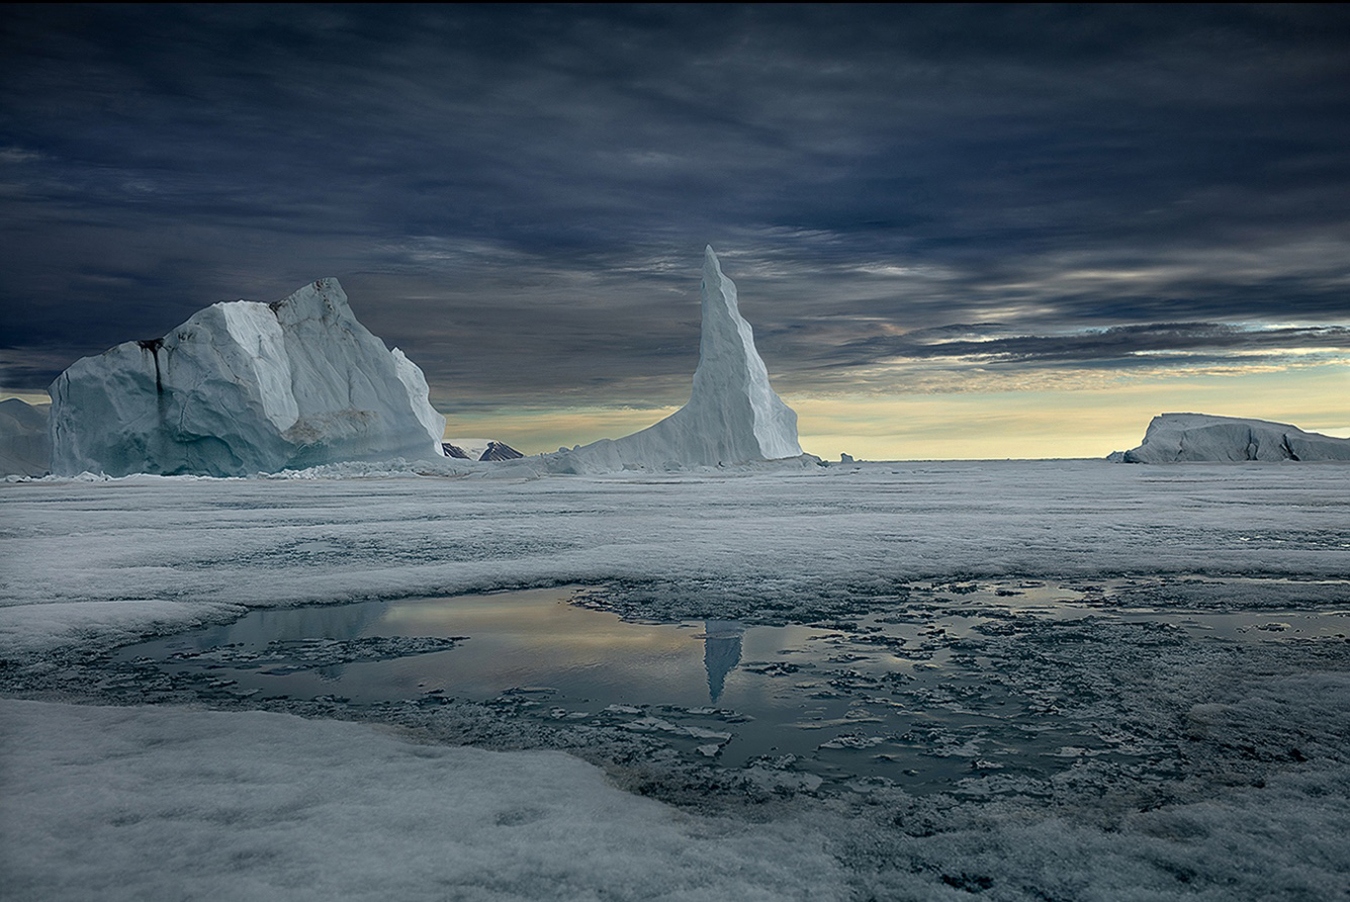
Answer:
[549,247,802,473]
[0,699,849,902]
[47,279,446,477]
[1123,413,1350,463]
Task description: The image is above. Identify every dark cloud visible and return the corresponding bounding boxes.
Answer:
[825,322,1350,369]
[2,5,1348,406]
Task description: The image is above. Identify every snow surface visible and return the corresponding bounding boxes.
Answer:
[1124,412,1350,463]
[547,247,802,473]
[0,699,847,902]
[3,462,1349,900]
[0,398,50,476]
[4,460,1349,658]
[47,279,445,477]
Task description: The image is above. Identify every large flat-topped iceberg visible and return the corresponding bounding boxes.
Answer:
[1123,413,1350,463]
[49,279,445,477]
[552,247,802,472]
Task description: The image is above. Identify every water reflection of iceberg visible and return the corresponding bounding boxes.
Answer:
[184,600,388,681]
[702,620,744,703]
[194,602,385,648]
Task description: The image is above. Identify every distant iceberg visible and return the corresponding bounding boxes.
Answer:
[48,279,445,477]
[549,247,803,473]
[1122,413,1350,463]
[443,439,525,462]
[0,398,51,477]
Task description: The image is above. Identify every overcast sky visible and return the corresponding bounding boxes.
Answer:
[2,5,1347,458]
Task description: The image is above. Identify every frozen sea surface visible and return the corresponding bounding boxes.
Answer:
[113,582,1350,798]
[3,460,1349,900]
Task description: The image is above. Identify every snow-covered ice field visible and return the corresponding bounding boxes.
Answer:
[3,460,1349,900]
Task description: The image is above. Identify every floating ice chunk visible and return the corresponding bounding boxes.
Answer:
[684,726,733,742]
[819,734,885,750]
[621,716,680,733]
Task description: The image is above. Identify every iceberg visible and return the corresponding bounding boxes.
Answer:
[479,440,524,461]
[443,438,525,461]
[550,247,803,472]
[1122,413,1350,463]
[0,398,51,476]
[48,279,446,477]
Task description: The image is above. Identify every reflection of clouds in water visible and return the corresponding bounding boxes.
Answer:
[162,594,758,703]
[703,620,744,703]
[180,603,390,682]
[196,602,386,647]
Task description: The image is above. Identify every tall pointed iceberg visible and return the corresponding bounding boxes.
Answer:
[48,279,445,476]
[554,247,802,472]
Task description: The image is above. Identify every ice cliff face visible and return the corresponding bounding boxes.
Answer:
[552,247,802,472]
[48,279,445,477]
[1123,413,1350,463]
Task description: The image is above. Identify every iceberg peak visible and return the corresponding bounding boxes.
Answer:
[691,246,801,461]
[549,247,802,472]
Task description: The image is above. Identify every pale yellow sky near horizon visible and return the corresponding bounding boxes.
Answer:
[8,362,1346,461]
[426,361,1350,460]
